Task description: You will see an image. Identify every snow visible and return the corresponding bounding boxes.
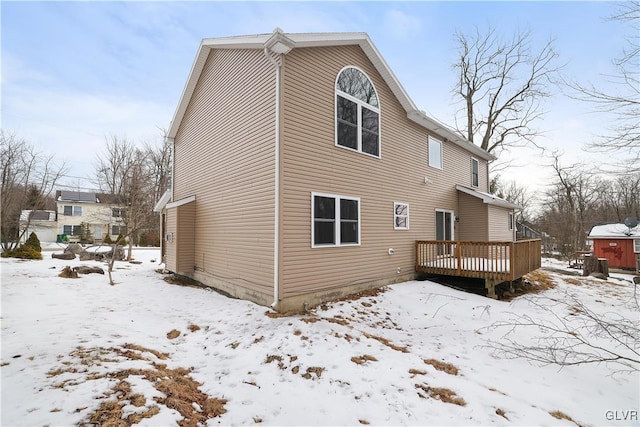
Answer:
[589,223,640,238]
[2,249,639,426]
[422,256,510,273]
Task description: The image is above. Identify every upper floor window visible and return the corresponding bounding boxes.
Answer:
[63,205,82,216]
[471,157,479,187]
[335,67,380,157]
[428,136,443,169]
[508,213,514,231]
[312,192,360,247]
[112,208,125,218]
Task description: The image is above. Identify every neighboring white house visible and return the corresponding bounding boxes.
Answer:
[19,210,58,243]
[56,191,126,243]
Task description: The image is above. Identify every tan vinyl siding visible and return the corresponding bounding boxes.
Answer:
[457,192,488,241]
[175,202,196,274]
[488,205,514,241]
[279,45,481,298]
[165,207,177,271]
[172,48,275,296]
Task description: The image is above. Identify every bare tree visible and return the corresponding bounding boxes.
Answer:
[1,130,66,251]
[453,27,560,158]
[483,290,639,374]
[539,154,603,255]
[565,1,640,172]
[145,128,172,204]
[490,174,535,223]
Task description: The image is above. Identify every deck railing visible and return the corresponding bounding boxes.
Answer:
[415,239,541,281]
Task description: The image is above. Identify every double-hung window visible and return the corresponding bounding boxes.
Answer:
[471,158,479,187]
[428,136,443,169]
[335,67,380,157]
[312,193,360,247]
[63,205,82,216]
[394,202,409,230]
[63,225,81,235]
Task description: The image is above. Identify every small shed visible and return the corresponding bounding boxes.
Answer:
[588,223,640,271]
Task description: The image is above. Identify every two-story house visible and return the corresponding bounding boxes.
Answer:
[56,191,126,243]
[158,29,540,312]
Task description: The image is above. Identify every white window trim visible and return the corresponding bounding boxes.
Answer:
[394,202,410,230]
[428,136,443,169]
[334,66,381,159]
[435,209,455,240]
[634,239,640,253]
[471,157,479,187]
[311,192,361,248]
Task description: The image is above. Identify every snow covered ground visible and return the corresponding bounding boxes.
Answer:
[1,248,638,426]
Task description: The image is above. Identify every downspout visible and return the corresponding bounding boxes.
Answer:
[264,47,281,309]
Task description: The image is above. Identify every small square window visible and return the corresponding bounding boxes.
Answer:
[394,202,409,230]
[429,137,443,169]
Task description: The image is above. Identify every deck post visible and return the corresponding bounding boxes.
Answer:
[485,278,498,299]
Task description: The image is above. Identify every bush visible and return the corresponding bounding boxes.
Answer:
[103,234,113,244]
[139,231,160,247]
[25,232,42,252]
[115,234,127,245]
[2,245,43,260]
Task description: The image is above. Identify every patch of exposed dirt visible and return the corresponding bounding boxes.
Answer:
[549,410,581,426]
[350,355,378,365]
[500,270,557,301]
[167,329,181,340]
[415,384,466,406]
[362,332,409,353]
[49,344,226,427]
[423,358,459,375]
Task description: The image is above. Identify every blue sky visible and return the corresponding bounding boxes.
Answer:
[1,1,631,194]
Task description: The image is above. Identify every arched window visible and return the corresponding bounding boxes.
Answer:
[335,67,380,157]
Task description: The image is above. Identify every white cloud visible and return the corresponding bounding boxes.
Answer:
[384,10,422,40]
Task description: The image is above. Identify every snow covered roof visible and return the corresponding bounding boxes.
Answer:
[455,185,520,210]
[19,210,56,222]
[588,223,640,239]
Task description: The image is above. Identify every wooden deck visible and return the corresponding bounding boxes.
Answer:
[415,239,542,282]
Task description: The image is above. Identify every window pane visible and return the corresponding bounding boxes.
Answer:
[396,217,407,228]
[314,196,335,219]
[362,130,379,156]
[64,206,72,216]
[340,199,358,220]
[73,206,82,216]
[314,222,335,245]
[337,122,358,150]
[429,138,442,168]
[396,204,407,216]
[340,221,358,244]
[63,225,72,234]
[336,68,379,107]
[362,108,378,133]
[337,96,357,124]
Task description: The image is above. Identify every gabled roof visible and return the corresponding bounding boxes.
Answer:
[167,29,495,162]
[588,223,640,239]
[456,185,520,210]
[19,210,56,222]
